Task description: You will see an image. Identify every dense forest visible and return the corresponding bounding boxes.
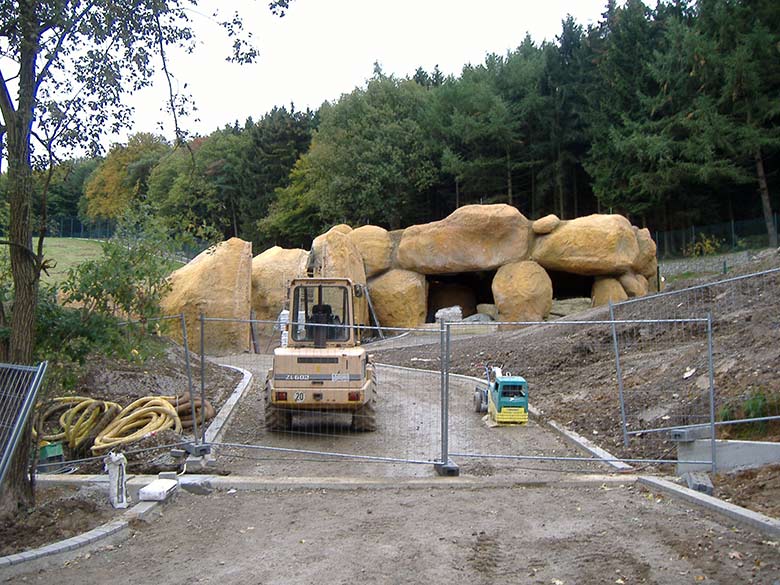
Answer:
[4,0,779,252]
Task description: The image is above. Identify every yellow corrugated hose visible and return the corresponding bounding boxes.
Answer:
[91,396,183,453]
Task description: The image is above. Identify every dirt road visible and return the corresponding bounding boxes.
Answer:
[213,360,602,481]
[7,482,780,585]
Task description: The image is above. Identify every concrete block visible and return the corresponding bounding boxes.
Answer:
[180,477,214,495]
[139,479,178,502]
[670,426,712,442]
[125,501,160,522]
[678,439,780,474]
[683,471,713,496]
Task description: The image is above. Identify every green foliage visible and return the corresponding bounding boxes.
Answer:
[60,205,176,323]
[719,390,780,439]
[264,73,438,233]
[683,233,725,257]
[84,133,171,219]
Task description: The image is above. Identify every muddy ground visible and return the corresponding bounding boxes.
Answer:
[5,484,780,585]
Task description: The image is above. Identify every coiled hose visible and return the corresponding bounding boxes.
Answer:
[35,393,216,455]
[91,396,183,453]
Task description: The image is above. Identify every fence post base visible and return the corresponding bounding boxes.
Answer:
[434,459,460,477]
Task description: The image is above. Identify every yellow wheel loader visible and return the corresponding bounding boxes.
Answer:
[264,277,376,432]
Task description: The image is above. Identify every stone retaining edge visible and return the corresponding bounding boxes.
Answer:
[0,507,134,578]
[205,364,253,444]
[639,476,780,538]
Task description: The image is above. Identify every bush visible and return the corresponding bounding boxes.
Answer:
[683,233,725,257]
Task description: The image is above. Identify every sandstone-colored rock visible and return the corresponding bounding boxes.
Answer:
[492,261,552,322]
[476,303,498,320]
[532,214,640,276]
[633,227,657,278]
[619,271,649,298]
[330,224,353,235]
[591,277,628,307]
[532,214,560,235]
[251,246,309,321]
[348,225,392,278]
[309,227,368,325]
[161,238,252,354]
[396,204,530,274]
[428,281,477,318]
[367,270,426,328]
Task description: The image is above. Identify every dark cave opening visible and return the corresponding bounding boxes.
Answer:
[546,269,594,300]
[425,270,497,323]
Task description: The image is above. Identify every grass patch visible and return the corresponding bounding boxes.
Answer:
[41,238,105,285]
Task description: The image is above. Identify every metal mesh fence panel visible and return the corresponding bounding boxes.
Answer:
[207,318,443,474]
[442,319,714,468]
[0,362,48,485]
[613,267,780,436]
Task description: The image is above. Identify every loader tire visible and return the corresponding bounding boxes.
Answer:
[473,389,483,413]
[351,367,377,432]
[264,377,291,432]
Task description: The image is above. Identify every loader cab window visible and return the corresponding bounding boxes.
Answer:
[291,284,350,343]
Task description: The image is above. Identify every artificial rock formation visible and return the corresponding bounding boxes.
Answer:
[532,214,560,235]
[161,237,253,354]
[166,204,660,349]
[591,276,629,307]
[492,261,553,322]
[532,214,640,276]
[309,226,369,325]
[396,204,530,274]
[251,246,309,321]
[348,225,392,278]
[367,269,427,328]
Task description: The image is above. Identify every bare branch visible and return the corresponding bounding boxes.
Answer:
[154,7,185,146]
[34,0,99,95]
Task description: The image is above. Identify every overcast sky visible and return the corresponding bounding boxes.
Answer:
[126,0,614,142]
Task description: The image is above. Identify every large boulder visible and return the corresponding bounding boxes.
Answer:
[396,204,531,274]
[368,269,427,328]
[309,227,368,325]
[491,261,553,322]
[348,225,392,278]
[532,214,560,235]
[251,246,309,321]
[632,228,657,278]
[591,277,629,307]
[161,238,253,354]
[619,271,649,298]
[532,214,640,276]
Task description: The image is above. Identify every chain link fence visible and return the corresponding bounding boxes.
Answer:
[654,215,779,259]
[612,267,780,439]
[206,319,444,472]
[198,315,717,474]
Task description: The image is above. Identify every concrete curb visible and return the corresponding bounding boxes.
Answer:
[639,476,780,538]
[205,364,253,444]
[377,363,633,472]
[36,472,640,493]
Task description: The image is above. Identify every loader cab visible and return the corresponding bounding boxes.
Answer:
[288,278,355,348]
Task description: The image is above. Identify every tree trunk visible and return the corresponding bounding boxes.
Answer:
[0,3,42,517]
[755,149,777,248]
[572,167,579,218]
[506,147,512,205]
[556,152,565,219]
[455,177,460,209]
